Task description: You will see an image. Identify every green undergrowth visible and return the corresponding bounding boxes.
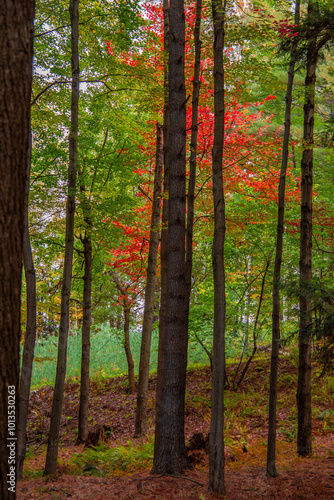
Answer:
[70,437,155,477]
[28,324,213,388]
[23,351,334,478]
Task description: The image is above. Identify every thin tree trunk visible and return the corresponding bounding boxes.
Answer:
[135,123,163,437]
[123,304,135,394]
[44,0,79,475]
[209,0,227,495]
[185,0,202,295]
[297,0,319,458]
[111,271,136,394]
[154,0,169,457]
[151,0,190,474]
[17,132,37,480]
[0,2,34,495]
[236,257,270,389]
[267,0,300,477]
[77,231,92,443]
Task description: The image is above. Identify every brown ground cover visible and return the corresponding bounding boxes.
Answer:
[18,355,334,499]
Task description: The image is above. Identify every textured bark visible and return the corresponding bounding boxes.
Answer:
[297,0,319,458]
[17,133,37,480]
[185,0,202,307]
[209,0,227,495]
[151,0,190,474]
[267,0,300,478]
[0,2,34,497]
[77,231,92,443]
[154,0,169,457]
[44,0,79,475]
[135,123,163,437]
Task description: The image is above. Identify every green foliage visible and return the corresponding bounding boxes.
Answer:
[71,437,154,475]
[29,324,214,388]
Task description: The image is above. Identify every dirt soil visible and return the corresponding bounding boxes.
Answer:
[18,358,334,499]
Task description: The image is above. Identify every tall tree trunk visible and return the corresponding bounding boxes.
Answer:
[154,0,169,457]
[151,0,190,474]
[0,2,34,496]
[209,0,227,495]
[185,0,202,312]
[17,132,37,480]
[77,230,92,443]
[267,0,300,477]
[44,0,79,475]
[297,0,319,458]
[135,123,163,437]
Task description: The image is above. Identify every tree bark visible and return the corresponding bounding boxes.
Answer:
[135,123,163,437]
[0,1,35,496]
[297,0,319,458]
[154,0,169,457]
[44,0,79,475]
[209,0,227,495]
[185,0,202,312]
[151,0,190,474]
[17,132,37,480]
[267,0,300,477]
[77,230,92,443]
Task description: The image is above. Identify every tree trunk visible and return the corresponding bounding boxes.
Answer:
[267,0,300,477]
[111,271,136,395]
[135,123,163,437]
[77,231,92,443]
[0,1,34,496]
[209,0,227,495]
[154,0,169,457]
[297,0,319,458]
[123,304,135,394]
[44,0,79,475]
[17,132,37,481]
[236,257,270,389]
[185,0,202,313]
[151,0,190,474]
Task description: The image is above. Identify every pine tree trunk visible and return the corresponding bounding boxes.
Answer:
[154,0,169,457]
[209,0,227,495]
[77,231,92,443]
[17,132,37,480]
[135,123,163,437]
[297,0,319,458]
[44,0,79,475]
[151,0,190,474]
[267,0,300,477]
[0,2,34,496]
[185,0,202,308]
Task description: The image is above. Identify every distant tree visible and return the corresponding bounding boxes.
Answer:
[17,133,37,480]
[135,122,163,437]
[44,0,79,475]
[0,0,35,497]
[297,0,333,457]
[267,0,300,477]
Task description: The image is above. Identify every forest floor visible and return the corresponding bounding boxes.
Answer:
[18,352,334,499]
